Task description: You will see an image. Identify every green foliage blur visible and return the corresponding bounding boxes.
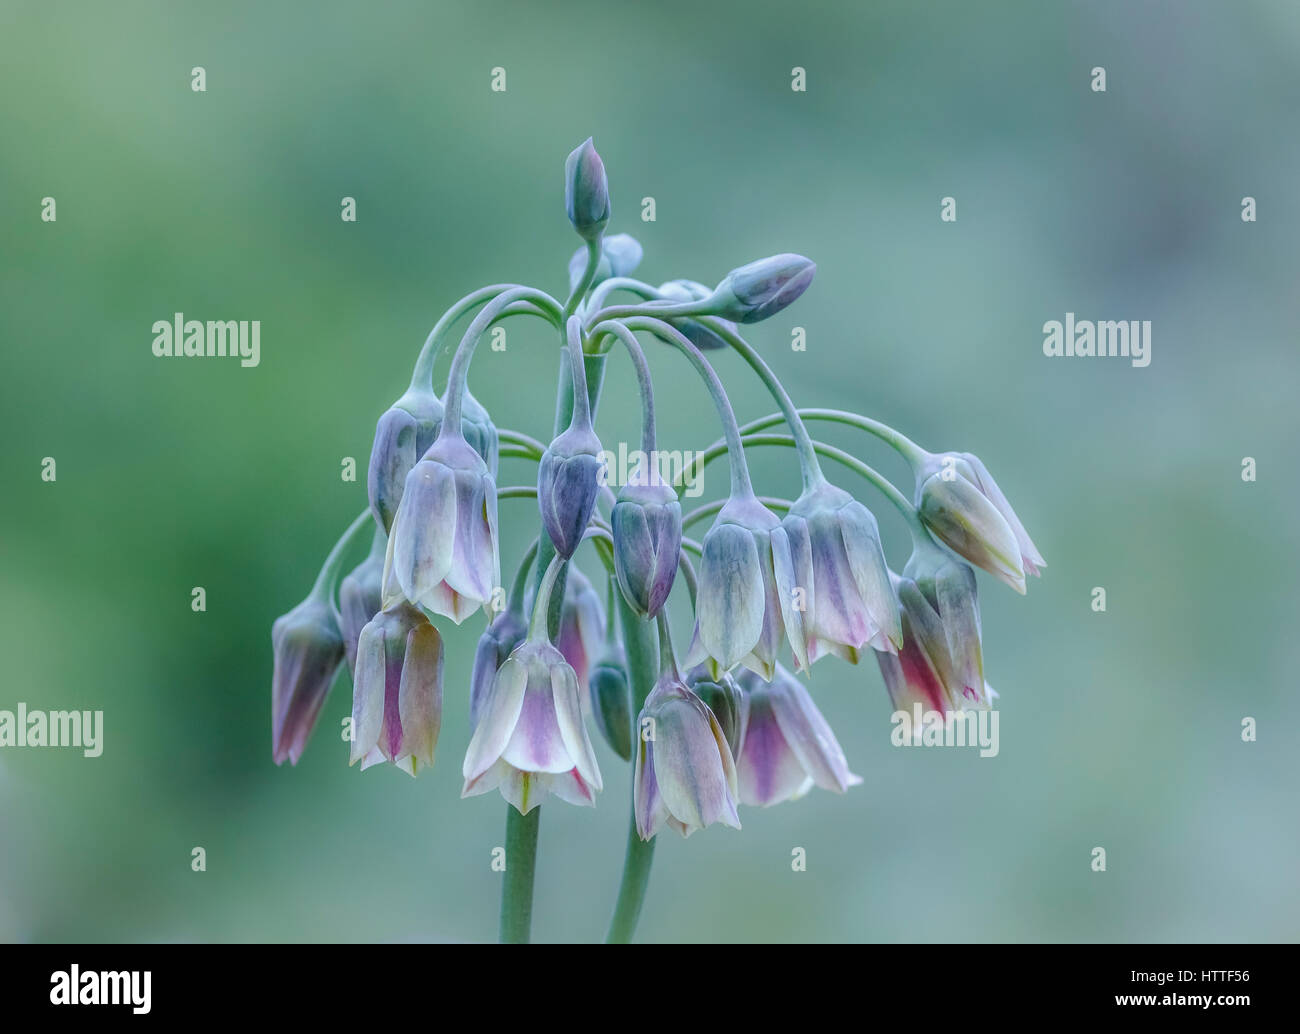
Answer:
[1,0,1297,942]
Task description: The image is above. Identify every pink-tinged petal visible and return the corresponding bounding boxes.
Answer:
[838,504,901,651]
[541,768,597,808]
[962,453,1046,575]
[634,737,667,840]
[462,655,528,781]
[935,562,983,698]
[423,578,481,625]
[397,621,443,768]
[391,461,457,603]
[653,696,736,835]
[737,692,809,806]
[768,671,860,793]
[350,620,387,765]
[551,660,602,792]
[461,756,510,799]
[771,524,811,672]
[501,663,572,775]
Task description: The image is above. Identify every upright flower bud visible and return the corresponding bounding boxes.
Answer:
[734,665,861,807]
[687,494,786,679]
[708,253,816,324]
[914,451,1044,594]
[349,601,443,775]
[386,433,500,623]
[338,530,386,676]
[612,460,682,618]
[656,280,736,351]
[462,638,603,812]
[564,137,610,242]
[589,646,634,761]
[684,664,748,759]
[271,596,345,765]
[772,481,901,671]
[568,233,643,295]
[367,387,443,533]
[538,419,603,560]
[634,673,741,839]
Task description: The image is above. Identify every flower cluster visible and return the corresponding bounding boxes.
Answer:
[271,138,1044,849]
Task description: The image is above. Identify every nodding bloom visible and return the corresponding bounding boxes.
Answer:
[386,431,499,624]
[773,481,901,671]
[338,530,386,676]
[877,548,991,714]
[367,387,443,534]
[634,672,741,840]
[688,493,786,680]
[611,460,682,619]
[914,451,1044,594]
[684,664,748,759]
[349,601,444,775]
[564,137,610,241]
[272,596,345,766]
[462,636,603,813]
[708,253,816,324]
[734,665,861,807]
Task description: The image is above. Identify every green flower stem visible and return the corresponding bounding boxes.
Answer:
[736,407,928,468]
[562,316,594,431]
[686,317,825,492]
[588,320,658,454]
[308,509,373,600]
[507,537,540,615]
[410,284,561,394]
[564,238,602,320]
[676,553,698,609]
[613,317,755,501]
[498,428,547,457]
[443,286,564,430]
[585,276,660,315]
[583,297,707,330]
[529,554,567,641]
[500,804,540,944]
[499,447,542,462]
[605,588,660,944]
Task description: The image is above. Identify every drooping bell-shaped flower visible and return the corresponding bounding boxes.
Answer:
[914,451,1044,594]
[589,645,634,762]
[462,636,603,813]
[367,386,444,534]
[687,493,787,679]
[271,595,345,766]
[338,528,386,675]
[568,233,643,295]
[452,386,500,478]
[772,480,901,671]
[684,664,748,759]
[734,665,861,807]
[708,253,816,324]
[655,279,737,351]
[564,137,611,242]
[386,430,499,623]
[634,672,741,839]
[611,459,681,618]
[349,601,443,775]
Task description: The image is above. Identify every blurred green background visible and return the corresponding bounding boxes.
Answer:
[2,0,1297,943]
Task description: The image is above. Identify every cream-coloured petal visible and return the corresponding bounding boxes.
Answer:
[398,621,443,769]
[349,620,387,765]
[697,524,765,670]
[551,661,603,792]
[769,672,860,793]
[462,655,528,781]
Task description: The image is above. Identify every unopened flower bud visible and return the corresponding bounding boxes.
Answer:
[271,596,345,765]
[709,253,815,324]
[589,648,633,761]
[338,529,386,675]
[538,423,603,560]
[564,137,610,242]
[684,664,748,759]
[367,387,443,533]
[611,462,681,618]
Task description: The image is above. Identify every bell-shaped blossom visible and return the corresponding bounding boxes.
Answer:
[462,639,603,812]
[687,494,786,679]
[611,461,681,618]
[634,673,741,839]
[468,603,528,728]
[271,596,345,765]
[772,481,901,671]
[735,665,861,806]
[386,432,499,623]
[349,601,443,775]
[914,451,1044,594]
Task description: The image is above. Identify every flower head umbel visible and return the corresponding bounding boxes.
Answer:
[463,557,603,812]
[773,480,901,671]
[386,430,500,624]
[688,493,787,680]
[611,459,682,619]
[271,595,345,766]
[735,664,861,807]
[914,451,1044,594]
[349,600,444,775]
